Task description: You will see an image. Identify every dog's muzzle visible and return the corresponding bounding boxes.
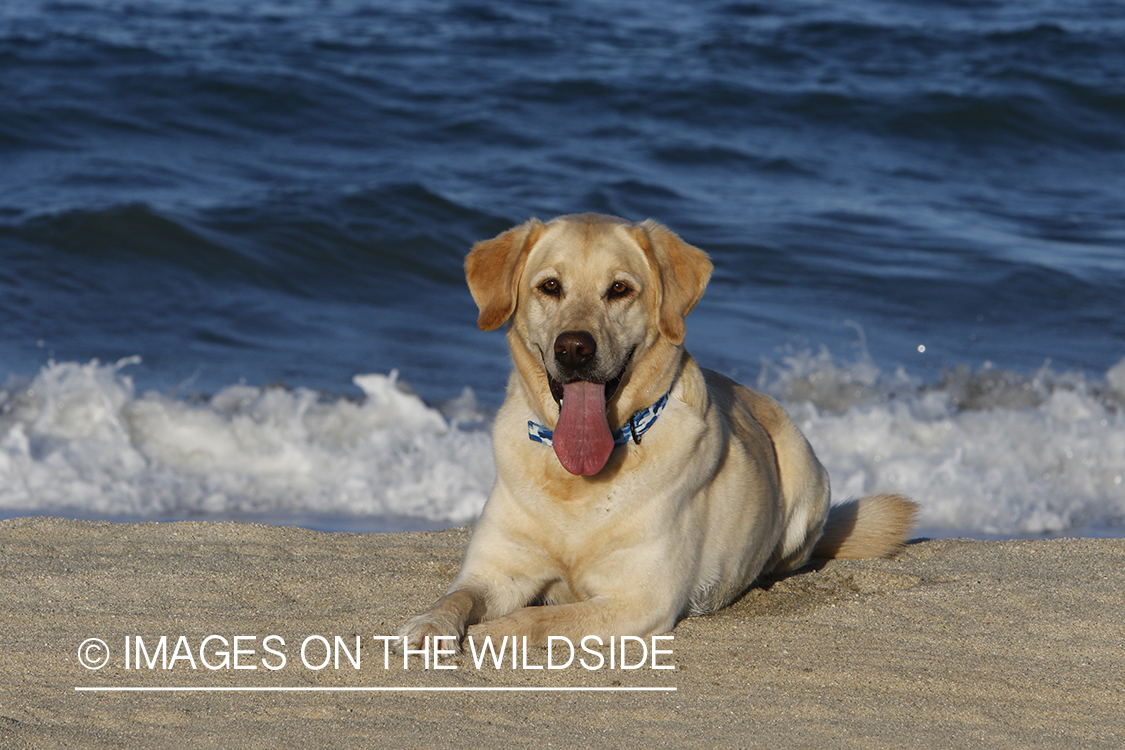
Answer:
[541,331,634,475]
[548,330,624,406]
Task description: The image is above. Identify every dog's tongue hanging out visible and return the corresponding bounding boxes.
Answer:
[553,380,615,475]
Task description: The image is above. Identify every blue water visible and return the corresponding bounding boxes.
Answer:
[1,0,1123,536]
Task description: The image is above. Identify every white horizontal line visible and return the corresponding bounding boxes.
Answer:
[75,686,676,693]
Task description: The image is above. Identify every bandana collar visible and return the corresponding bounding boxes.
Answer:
[527,390,670,448]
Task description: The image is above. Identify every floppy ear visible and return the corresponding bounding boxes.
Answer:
[631,219,713,345]
[464,218,545,331]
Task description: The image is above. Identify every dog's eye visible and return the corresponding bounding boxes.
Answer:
[607,281,632,299]
[538,278,561,296]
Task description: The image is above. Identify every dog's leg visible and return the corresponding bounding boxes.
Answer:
[398,538,556,650]
[468,595,679,646]
[397,587,489,650]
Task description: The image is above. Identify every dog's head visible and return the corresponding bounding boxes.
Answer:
[465,213,712,476]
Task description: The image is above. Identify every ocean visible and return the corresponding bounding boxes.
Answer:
[1,0,1123,537]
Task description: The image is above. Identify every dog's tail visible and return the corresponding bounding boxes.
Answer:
[813,494,919,560]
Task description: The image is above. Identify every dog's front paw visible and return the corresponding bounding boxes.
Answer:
[466,613,543,646]
[397,612,465,653]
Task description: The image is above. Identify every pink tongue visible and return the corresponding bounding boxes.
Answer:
[553,380,614,476]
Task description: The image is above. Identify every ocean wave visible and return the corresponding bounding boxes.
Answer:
[0,358,494,526]
[1,354,1122,537]
[2,186,500,293]
[757,349,1125,537]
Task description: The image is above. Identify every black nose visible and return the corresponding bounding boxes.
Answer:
[554,330,597,373]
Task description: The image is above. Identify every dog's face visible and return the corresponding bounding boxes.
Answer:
[520,217,654,401]
[466,213,712,476]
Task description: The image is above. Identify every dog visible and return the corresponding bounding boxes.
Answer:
[400,213,917,647]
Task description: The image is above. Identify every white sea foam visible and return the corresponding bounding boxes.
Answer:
[0,358,494,526]
[1,354,1123,537]
[756,349,1125,537]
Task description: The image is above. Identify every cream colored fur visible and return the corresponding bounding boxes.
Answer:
[400,213,918,647]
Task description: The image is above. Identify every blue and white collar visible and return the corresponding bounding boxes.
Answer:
[527,390,670,448]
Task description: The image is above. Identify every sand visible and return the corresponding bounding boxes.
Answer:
[1,516,1121,749]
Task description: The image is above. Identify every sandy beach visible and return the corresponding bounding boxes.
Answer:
[1,516,1121,748]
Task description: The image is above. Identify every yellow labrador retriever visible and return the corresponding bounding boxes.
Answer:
[400,213,917,646]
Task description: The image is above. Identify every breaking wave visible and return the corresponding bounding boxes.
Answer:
[2,353,1123,538]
